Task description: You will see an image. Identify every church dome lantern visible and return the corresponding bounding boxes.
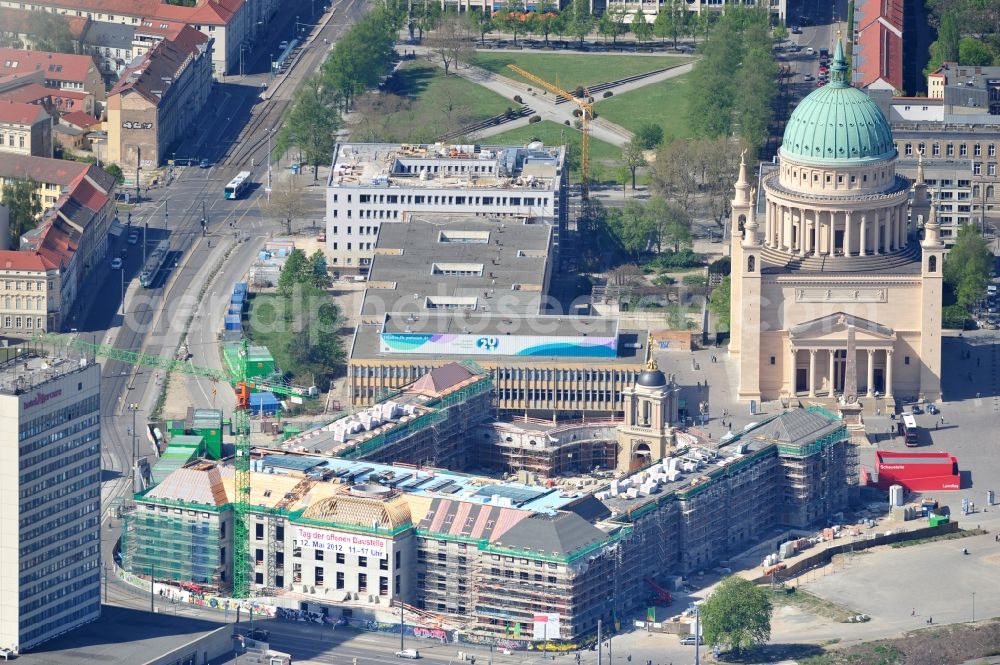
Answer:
[779,41,896,166]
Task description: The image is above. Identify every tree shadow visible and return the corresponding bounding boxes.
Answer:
[384,64,437,98]
[716,643,826,662]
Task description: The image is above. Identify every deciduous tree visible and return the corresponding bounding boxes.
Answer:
[635,123,664,150]
[700,576,772,656]
[598,6,628,44]
[631,9,652,45]
[565,0,594,48]
[959,35,993,65]
[275,75,340,181]
[466,8,494,45]
[26,10,75,53]
[427,11,473,75]
[264,175,309,236]
[944,223,993,309]
[709,275,731,332]
[1,178,41,246]
[620,138,646,190]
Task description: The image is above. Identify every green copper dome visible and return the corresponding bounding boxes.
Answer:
[779,41,896,164]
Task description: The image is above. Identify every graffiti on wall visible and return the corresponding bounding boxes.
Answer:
[361,620,454,643]
[115,565,277,617]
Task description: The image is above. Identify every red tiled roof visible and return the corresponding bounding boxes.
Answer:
[0,100,48,125]
[0,82,53,105]
[110,26,208,104]
[0,250,57,272]
[60,110,97,128]
[67,174,109,212]
[26,0,243,26]
[854,0,904,91]
[0,155,89,186]
[0,48,98,86]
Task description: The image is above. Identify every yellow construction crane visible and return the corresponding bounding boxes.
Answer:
[506,64,593,200]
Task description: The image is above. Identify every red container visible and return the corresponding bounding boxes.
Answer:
[875,451,960,491]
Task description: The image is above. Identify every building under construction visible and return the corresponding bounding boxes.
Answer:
[122,363,856,644]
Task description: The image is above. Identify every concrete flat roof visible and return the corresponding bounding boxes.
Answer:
[363,213,553,317]
[19,605,228,665]
[329,142,565,191]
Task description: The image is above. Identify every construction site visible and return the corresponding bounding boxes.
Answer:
[115,336,860,644]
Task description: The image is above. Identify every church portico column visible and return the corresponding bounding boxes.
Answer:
[845,210,853,256]
[874,212,882,255]
[813,210,820,255]
[765,202,773,247]
[885,350,894,399]
[797,210,807,255]
[788,347,797,396]
[808,349,817,397]
[828,349,836,396]
[830,212,837,255]
[899,205,907,247]
[866,349,875,398]
[859,215,867,256]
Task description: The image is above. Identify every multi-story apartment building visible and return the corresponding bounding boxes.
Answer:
[106,25,213,178]
[0,0,279,76]
[870,64,1000,230]
[604,0,785,26]
[326,143,567,272]
[0,100,52,158]
[0,351,101,654]
[0,251,61,336]
[0,154,109,211]
[0,47,105,115]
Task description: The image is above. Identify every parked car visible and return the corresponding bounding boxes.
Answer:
[803,74,815,81]
[199,158,211,168]
[279,40,289,50]
[396,650,420,659]
[0,647,14,660]
[806,46,815,54]
[927,404,939,415]
[246,628,270,642]
[680,635,704,645]
[911,405,923,415]
[110,257,123,270]
[127,233,138,245]
[791,25,802,34]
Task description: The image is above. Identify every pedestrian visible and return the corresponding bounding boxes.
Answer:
[911,608,915,616]
[935,422,939,430]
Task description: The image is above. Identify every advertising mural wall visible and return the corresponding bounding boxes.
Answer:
[380,333,617,358]
[295,526,389,560]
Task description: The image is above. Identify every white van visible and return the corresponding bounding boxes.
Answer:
[396,650,420,659]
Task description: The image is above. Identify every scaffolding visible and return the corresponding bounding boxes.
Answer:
[122,506,226,586]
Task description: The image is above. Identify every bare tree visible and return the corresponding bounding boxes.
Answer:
[701,136,740,229]
[426,11,473,76]
[264,174,309,235]
[649,138,698,211]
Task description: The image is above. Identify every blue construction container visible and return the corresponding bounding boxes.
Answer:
[250,391,280,416]
[224,314,242,331]
[228,303,243,316]
[231,292,245,306]
[233,282,249,297]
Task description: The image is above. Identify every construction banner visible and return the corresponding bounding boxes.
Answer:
[646,607,655,622]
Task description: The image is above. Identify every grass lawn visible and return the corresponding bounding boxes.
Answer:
[245,293,303,383]
[596,72,693,141]
[351,62,514,142]
[471,52,688,91]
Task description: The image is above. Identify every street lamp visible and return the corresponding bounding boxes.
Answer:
[972,591,976,623]
[265,126,275,202]
[127,403,140,492]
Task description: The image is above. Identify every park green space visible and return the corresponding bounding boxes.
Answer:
[596,72,692,141]
[471,52,688,90]
[362,62,514,142]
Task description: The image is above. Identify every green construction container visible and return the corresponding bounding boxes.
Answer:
[928,514,950,527]
[191,409,223,459]
[167,419,187,437]
[152,436,203,486]
[223,343,276,379]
